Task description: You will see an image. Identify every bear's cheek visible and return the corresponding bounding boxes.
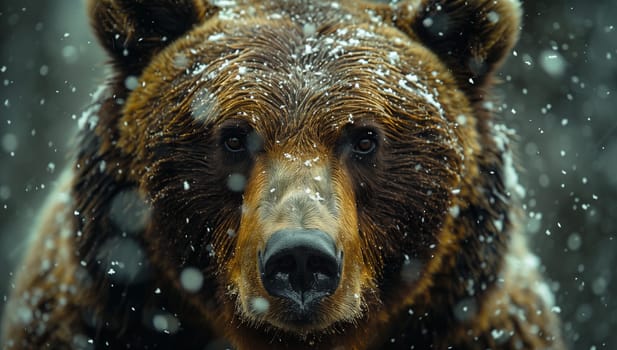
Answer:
[227,158,371,332]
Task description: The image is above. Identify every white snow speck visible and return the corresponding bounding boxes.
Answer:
[227,173,247,192]
[491,328,505,340]
[16,306,33,324]
[308,190,325,202]
[62,45,78,64]
[1,133,18,153]
[0,186,10,200]
[405,73,419,83]
[192,63,208,75]
[539,50,566,77]
[486,11,500,24]
[124,76,139,91]
[211,0,237,7]
[388,51,400,64]
[218,8,240,20]
[109,189,151,233]
[208,33,225,41]
[567,233,582,251]
[250,297,270,314]
[180,267,204,293]
[152,312,180,334]
[302,23,317,37]
[449,205,460,218]
[173,53,189,69]
[456,114,467,125]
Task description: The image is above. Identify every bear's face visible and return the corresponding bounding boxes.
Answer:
[86,0,520,342]
[120,17,471,333]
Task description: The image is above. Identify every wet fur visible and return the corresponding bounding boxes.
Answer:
[2,0,564,349]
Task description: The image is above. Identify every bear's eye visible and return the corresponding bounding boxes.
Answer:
[224,136,245,152]
[352,130,378,155]
[354,138,376,154]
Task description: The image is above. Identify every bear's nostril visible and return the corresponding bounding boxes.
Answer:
[259,229,341,310]
[307,255,328,276]
[267,254,296,276]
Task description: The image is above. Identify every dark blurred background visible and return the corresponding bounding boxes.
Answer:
[1,0,615,348]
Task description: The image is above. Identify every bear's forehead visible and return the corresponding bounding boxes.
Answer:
[212,0,377,25]
[139,1,451,139]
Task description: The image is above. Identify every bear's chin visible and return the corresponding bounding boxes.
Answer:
[237,293,364,336]
[258,316,346,339]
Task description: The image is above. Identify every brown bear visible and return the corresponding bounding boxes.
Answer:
[1,0,565,349]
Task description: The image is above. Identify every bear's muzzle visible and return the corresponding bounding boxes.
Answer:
[259,228,342,322]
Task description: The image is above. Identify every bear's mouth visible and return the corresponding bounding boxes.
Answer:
[257,228,343,324]
[275,294,328,326]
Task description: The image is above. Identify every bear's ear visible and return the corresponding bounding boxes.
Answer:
[88,0,218,74]
[377,0,521,96]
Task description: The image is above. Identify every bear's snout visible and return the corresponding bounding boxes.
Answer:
[259,229,342,319]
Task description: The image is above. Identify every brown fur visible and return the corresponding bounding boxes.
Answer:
[2,0,564,349]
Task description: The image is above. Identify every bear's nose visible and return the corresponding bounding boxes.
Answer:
[259,229,341,310]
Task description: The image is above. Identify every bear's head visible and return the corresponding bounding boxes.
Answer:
[79,0,521,347]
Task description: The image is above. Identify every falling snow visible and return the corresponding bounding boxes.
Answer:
[0,1,615,349]
[180,267,204,293]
